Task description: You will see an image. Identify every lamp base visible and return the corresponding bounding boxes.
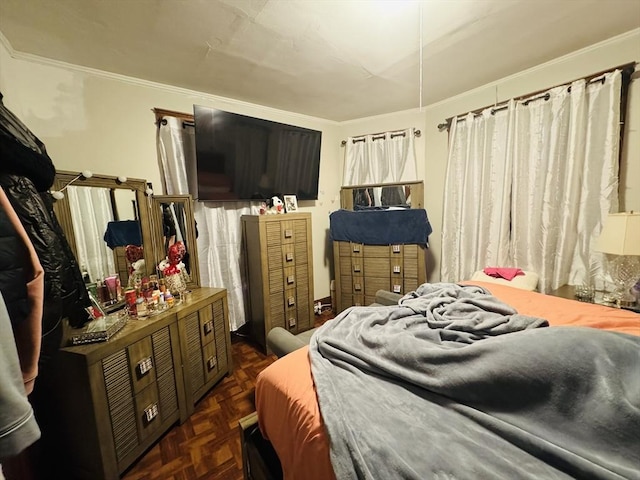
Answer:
[606,256,640,309]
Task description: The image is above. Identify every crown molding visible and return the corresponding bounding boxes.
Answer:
[0,29,338,126]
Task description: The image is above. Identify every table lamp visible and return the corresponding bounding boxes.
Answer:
[595,212,640,307]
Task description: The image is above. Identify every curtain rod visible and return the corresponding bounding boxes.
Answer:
[341,128,421,146]
[437,62,637,132]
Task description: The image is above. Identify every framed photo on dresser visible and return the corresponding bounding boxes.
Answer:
[284,195,298,213]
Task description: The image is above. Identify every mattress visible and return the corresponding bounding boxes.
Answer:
[254,282,640,480]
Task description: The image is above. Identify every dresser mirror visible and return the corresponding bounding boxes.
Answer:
[340,180,424,210]
[151,195,200,289]
[52,171,155,289]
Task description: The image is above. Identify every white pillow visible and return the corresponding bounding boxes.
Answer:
[470,270,539,291]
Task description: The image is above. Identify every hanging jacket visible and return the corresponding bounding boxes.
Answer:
[0,93,90,343]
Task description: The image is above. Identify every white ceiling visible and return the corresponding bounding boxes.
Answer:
[1,0,639,121]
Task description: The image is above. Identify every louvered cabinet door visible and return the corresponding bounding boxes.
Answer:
[103,349,138,464]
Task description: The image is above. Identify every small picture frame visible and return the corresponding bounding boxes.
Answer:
[284,195,298,213]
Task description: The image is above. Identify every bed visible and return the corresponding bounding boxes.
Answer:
[253,281,640,480]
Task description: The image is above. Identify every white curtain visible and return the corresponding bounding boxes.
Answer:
[343,127,418,188]
[67,185,115,282]
[157,117,259,331]
[511,71,621,292]
[441,70,621,293]
[441,104,514,283]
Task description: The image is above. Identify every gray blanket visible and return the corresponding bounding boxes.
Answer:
[309,283,640,480]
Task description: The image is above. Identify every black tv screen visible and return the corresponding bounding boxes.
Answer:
[193,105,322,201]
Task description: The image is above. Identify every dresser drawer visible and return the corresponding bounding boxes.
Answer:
[404,244,419,259]
[203,341,219,383]
[338,241,354,257]
[404,278,419,293]
[363,256,391,276]
[365,277,391,296]
[404,259,419,278]
[127,337,155,394]
[363,245,389,258]
[199,304,215,346]
[134,383,161,443]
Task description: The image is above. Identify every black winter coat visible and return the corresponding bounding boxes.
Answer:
[0,174,90,331]
[0,93,90,336]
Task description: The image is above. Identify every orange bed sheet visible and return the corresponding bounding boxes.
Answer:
[255,282,640,480]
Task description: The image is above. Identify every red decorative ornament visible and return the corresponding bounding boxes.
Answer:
[168,241,186,265]
[125,244,144,263]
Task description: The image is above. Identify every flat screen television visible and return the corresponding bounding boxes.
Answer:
[192,105,322,201]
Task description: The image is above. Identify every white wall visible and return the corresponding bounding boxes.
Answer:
[1,29,638,296]
[0,39,342,300]
[344,29,640,282]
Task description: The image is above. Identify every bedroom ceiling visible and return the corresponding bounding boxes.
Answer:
[0,0,638,121]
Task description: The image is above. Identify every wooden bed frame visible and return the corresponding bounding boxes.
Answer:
[239,412,282,480]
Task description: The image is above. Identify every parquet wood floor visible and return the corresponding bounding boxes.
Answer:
[121,310,334,480]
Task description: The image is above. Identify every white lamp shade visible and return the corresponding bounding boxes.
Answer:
[595,212,640,256]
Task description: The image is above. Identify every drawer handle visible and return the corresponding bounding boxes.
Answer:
[203,320,214,334]
[392,245,401,253]
[354,283,362,291]
[393,284,402,293]
[353,264,361,272]
[144,403,159,423]
[207,356,217,371]
[287,275,295,285]
[284,229,293,238]
[288,296,295,307]
[288,317,297,328]
[352,244,361,253]
[285,252,294,262]
[137,357,153,376]
[393,265,401,274]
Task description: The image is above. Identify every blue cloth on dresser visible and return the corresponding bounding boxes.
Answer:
[103,220,142,249]
[329,208,432,245]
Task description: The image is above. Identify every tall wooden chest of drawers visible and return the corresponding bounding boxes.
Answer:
[242,213,315,352]
[333,241,427,313]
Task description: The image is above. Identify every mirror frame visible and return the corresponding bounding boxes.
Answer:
[339,180,424,210]
[52,171,155,280]
[151,194,201,289]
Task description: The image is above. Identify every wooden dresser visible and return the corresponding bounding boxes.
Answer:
[333,241,427,313]
[52,287,231,480]
[241,213,315,352]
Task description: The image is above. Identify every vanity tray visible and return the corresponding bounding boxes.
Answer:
[69,313,128,346]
